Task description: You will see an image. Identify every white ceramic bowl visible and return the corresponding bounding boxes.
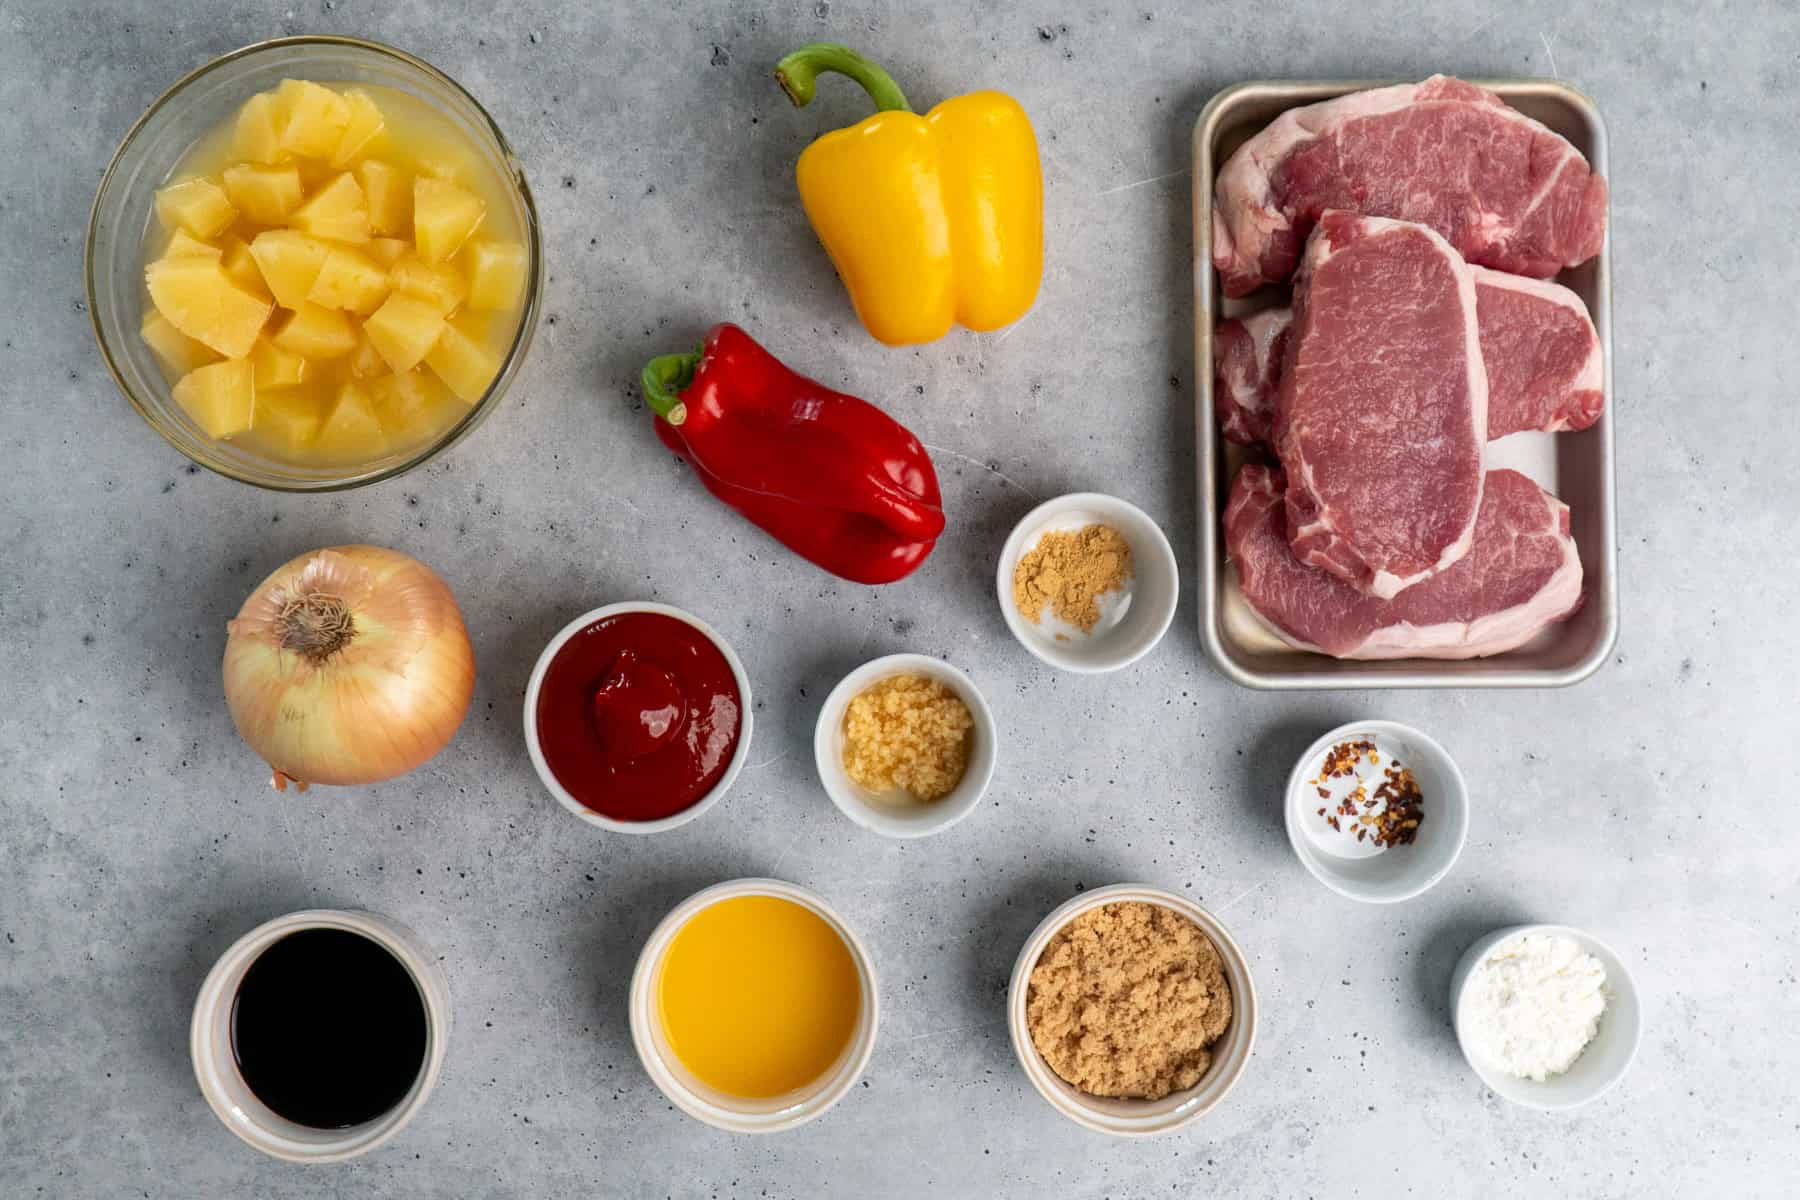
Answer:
[1283,720,1468,903]
[996,492,1179,673]
[1450,923,1642,1110]
[523,602,753,834]
[812,653,998,838]
[189,909,450,1162]
[628,878,880,1133]
[1007,884,1256,1136]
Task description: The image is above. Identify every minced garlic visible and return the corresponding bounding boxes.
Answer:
[840,673,973,804]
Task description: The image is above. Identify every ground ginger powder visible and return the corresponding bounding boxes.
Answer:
[1012,524,1132,632]
[1026,901,1232,1100]
[841,673,973,803]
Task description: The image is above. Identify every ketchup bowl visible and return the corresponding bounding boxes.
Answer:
[523,603,753,834]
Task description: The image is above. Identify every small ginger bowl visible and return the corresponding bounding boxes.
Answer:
[1284,720,1469,904]
[86,35,542,490]
[628,878,880,1133]
[813,653,998,839]
[1007,884,1256,1136]
[996,493,1179,673]
[523,602,753,834]
[1450,923,1642,1111]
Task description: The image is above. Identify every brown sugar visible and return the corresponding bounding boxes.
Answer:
[1025,901,1232,1100]
[1011,524,1132,632]
[840,673,973,803]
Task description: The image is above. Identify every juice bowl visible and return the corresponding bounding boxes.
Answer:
[86,36,542,490]
[629,879,880,1133]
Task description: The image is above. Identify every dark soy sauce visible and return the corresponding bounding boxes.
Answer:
[230,928,428,1129]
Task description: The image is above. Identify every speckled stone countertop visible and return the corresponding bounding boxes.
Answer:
[3,2,1796,1195]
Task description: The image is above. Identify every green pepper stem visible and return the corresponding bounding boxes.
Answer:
[775,43,911,114]
[641,349,701,425]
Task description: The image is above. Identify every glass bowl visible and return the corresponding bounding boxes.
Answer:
[85,36,542,491]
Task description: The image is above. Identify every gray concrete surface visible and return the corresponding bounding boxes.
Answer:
[3,1,1797,1195]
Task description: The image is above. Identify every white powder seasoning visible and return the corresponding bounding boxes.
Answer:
[1464,933,1609,1081]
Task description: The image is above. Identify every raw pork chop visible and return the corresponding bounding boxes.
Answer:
[1213,307,1291,444]
[1212,76,1608,297]
[1223,463,1582,659]
[1277,212,1486,599]
[1467,267,1605,435]
[1215,267,1603,446]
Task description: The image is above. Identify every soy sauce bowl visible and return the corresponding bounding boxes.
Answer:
[189,909,450,1163]
[522,602,753,835]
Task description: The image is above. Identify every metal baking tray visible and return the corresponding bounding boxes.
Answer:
[1192,79,1617,689]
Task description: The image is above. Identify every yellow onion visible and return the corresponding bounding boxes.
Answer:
[223,545,475,789]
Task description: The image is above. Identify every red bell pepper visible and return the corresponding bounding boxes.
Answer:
[640,324,945,585]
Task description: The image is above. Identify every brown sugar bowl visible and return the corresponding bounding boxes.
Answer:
[1007,884,1257,1135]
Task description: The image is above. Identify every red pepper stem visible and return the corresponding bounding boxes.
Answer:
[641,348,702,426]
[774,43,911,114]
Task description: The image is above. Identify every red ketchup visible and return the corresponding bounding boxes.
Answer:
[535,612,742,822]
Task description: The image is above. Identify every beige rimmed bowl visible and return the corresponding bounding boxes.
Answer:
[1007,883,1256,1136]
[189,908,450,1162]
[85,35,543,490]
[628,879,880,1134]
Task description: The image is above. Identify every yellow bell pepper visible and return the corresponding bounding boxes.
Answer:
[775,43,1043,347]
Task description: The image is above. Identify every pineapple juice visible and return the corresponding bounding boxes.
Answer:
[140,80,530,468]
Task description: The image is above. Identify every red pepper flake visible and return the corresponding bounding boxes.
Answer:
[1311,737,1425,849]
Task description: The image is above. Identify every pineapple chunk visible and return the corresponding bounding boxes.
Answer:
[424,319,500,402]
[276,80,351,160]
[415,151,473,183]
[316,382,388,459]
[222,163,303,224]
[329,89,386,168]
[388,254,466,315]
[346,332,388,379]
[290,172,370,244]
[154,177,237,239]
[362,293,445,374]
[160,229,222,260]
[371,369,459,447]
[140,310,220,375]
[219,237,269,299]
[145,257,272,359]
[271,302,358,360]
[357,160,411,236]
[308,247,390,314]
[234,92,283,164]
[251,339,308,388]
[366,237,410,267]
[247,230,331,308]
[413,177,484,263]
[464,241,528,311]
[172,359,255,439]
[255,387,324,455]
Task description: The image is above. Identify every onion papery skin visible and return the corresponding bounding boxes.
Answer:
[222,545,476,787]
